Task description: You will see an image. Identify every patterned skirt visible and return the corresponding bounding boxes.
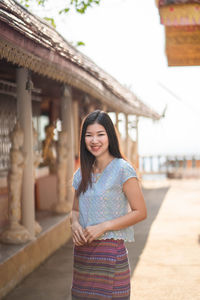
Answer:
[71,239,130,300]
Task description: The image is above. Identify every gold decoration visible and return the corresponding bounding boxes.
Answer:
[42,124,57,173]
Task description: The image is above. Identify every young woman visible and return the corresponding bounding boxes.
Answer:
[71,110,147,299]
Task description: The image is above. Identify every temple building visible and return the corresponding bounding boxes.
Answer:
[156,0,200,66]
[0,0,160,297]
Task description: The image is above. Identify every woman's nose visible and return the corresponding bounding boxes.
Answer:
[91,136,98,142]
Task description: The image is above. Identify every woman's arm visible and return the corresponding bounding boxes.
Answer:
[84,177,147,243]
[106,177,147,230]
[71,191,87,246]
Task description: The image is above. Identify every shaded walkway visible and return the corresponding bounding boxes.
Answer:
[4,179,200,300]
[127,185,169,277]
[3,240,74,300]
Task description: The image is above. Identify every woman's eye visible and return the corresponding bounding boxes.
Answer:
[98,134,105,136]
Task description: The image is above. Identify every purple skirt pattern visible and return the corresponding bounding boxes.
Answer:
[71,239,130,300]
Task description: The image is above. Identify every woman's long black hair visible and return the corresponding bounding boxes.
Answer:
[77,110,124,196]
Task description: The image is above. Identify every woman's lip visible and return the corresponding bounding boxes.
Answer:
[91,146,101,151]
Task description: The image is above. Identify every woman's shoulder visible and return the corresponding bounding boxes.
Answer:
[115,158,135,170]
[72,168,82,190]
[114,158,137,182]
[73,167,81,179]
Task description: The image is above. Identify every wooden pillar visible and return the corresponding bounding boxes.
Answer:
[115,112,119,131]
[166,156,169,172]
[102,103,107,112]
[150,156,153,172]
[135,117,139,169]
[73,100,79,159]
[17,68,35,238]
[115,112,122,150]
[125,114,129,158]
[158,155,161,172]
[142,156,145,172]
[89,103,96,113]
[61,85,75,207]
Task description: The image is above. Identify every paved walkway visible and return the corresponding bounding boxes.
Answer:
[4,179,200,300]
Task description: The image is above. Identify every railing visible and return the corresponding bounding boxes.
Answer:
[139,155,200,178]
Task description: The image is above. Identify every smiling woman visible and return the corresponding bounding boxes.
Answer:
[70,110,147,299]
[85,123,109,160]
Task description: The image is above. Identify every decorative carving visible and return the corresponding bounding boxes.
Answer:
[53,130,71,213]
[0,39,160,119]
[0,122,31,244]
[33,126,41,171]
[33,125,42,235]
[159,3,200,25]
[0,95,17,173]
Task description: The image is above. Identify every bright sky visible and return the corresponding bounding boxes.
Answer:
[29,0,200,156]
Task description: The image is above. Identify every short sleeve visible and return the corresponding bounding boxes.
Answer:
[120,160,137,185]
[72,168,81,190]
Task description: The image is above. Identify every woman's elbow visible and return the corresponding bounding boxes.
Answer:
[140,208,147,221]
[143,210,147,220]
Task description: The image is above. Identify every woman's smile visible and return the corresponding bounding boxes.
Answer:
[91,145,101,152]
[85,123,109,158]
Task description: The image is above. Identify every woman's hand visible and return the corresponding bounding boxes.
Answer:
[84,222,108,244]
[71,194,87,246]
[71,221,87,246]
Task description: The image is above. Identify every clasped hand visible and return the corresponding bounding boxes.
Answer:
[71,222,107,246]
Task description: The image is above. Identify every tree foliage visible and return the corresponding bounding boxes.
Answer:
[19,0,101,15]
[18,0,101,45]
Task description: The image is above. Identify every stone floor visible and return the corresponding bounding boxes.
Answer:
[3,179,200,300]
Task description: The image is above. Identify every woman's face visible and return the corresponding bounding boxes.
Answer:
[85,123,109,158]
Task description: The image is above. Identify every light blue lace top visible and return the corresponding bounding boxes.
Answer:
[72,158,137,242]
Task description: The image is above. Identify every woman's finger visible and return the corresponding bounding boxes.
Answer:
[87,235,95,244]
[84,230,95,243]
[76,228,87,243]
[73,229,87,245]
[73,230,82,243]
[73,234,83,246]
[73,230,81,243]
[84,232,90,240]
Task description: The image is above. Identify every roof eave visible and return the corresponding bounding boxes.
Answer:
[0,0,161,118]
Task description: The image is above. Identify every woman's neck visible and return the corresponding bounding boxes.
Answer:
[94,153,114,173]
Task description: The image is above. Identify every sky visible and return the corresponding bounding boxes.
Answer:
[28,0,200,156]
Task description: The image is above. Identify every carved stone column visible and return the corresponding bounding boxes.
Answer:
[0,122,31,244]
[17,68,35,238]
[61,85,74,210]
[53,130,71,213]
[33,126,42,235]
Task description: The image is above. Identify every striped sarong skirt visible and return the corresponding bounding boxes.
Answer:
[71,239,130,299]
